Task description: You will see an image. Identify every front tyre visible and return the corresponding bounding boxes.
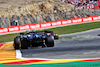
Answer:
[14,37,20,50]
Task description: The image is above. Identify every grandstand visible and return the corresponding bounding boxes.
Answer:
[61,0,100,9]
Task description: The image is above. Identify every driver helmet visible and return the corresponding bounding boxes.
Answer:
[31,31,35,33]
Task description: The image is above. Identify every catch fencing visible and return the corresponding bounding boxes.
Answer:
[0,7,100,28]
[0,15,100,34]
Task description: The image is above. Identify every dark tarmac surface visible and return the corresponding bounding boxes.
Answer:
[21,29,100,59]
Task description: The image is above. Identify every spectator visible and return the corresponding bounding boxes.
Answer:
[61,0,97,9]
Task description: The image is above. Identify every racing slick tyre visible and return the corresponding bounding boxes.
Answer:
[14,37,20,50]
[98,34,100,36]
[21,38,29,49]
[53,33,59,40]
[45,35,54,47]
[54,36,59,39]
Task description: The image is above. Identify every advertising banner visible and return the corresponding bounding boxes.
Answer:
[0,15,100,34]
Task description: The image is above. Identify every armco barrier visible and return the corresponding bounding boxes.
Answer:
[0,15,100,34]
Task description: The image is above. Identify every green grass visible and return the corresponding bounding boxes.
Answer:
[0,33,19,43]
[45,22,100,35]
[0,21,100,43]
[1,61,100,67]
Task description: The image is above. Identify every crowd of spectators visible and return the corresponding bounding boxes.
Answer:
[61,0,99,9]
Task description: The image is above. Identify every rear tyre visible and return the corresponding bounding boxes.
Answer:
[54,36,59,39]
[14,37,20,50]
[53,33,59,40]
[21,38,29,49]
[45,36,54,47]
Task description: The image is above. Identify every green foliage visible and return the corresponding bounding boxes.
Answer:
[0,22,100,43]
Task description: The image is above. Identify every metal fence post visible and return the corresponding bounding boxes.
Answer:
[77,9,80,18]
[82,8,85,17]
[54,10,57,21]
[0,18,2,28]
[65,11,68,19]
[60,11,64,19]
[71,10,74,18]
[60,11,65,20]
[94,3,96,16]
[48,13,52,21]
[88,9,91,16]
[28,15,33,24]
[30,15,36,23]
[59,11,62,20]
[23,15,26,24]
[5,17,9,27]
[36,15,38,23]
[54,13,56,21]
[11,16,14,22]
[42,14,44,22]
[16,16,20,25]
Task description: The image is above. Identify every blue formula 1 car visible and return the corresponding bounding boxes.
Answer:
[13,30,59,49]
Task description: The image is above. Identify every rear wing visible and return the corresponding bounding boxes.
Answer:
[44,30,53,33]
[20,32,29,35]
[19,30,54,35]
[20,33,24,35]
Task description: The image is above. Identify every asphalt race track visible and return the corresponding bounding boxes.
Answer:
[21,29,100,59]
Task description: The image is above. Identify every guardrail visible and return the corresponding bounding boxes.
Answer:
[0,15,100,35]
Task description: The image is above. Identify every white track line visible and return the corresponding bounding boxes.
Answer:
[60,28,100,37]
[16,50,22,59]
